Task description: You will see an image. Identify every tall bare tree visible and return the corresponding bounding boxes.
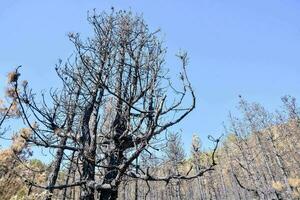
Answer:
[8,9,223,200]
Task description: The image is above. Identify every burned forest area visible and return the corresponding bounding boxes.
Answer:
[0,8,300,200]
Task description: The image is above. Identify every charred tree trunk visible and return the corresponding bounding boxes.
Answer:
[80,97,96,200]
[62,152,75,200]
[46,137,68,200]
[98,152,121,200]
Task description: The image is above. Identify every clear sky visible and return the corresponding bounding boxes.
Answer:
[1,0,300,153]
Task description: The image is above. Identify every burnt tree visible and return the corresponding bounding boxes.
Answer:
[11,9,219,200]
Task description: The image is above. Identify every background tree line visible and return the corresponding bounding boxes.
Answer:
[115,96,300,200]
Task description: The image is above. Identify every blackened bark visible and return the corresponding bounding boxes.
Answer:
[99,189,118,200]
[80,100,96,200]
[46,137,68,200]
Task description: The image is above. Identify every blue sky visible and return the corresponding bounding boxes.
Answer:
[1,0,300,153]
